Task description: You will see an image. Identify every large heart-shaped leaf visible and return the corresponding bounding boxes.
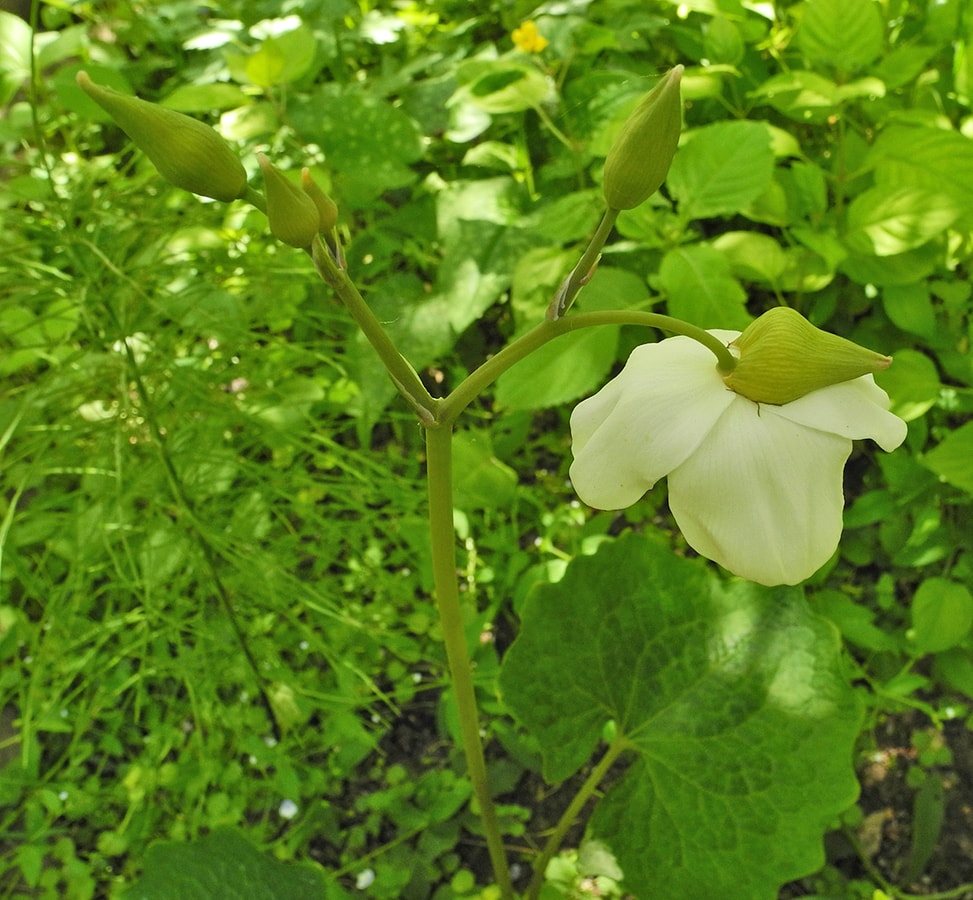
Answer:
[500,534,862,899]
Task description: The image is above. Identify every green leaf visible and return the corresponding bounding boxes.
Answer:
[162,82,250,113]
[500,534,862,899]
[0,11,31,107]
[750,70,843,123]
[452,60,554,114]
[288,85,423,204]
[452,431,518,510]
[869,125,973,229]
[814,589,898,652]
[243,24,318,87]
[495,325,619,410]
[910,578,973,655]
[922,420,973,493]
[844,187,959,256]
[657,244,751,329]
[882,284,938,341]
[873,348,940,422]
[798,0,884,72]
[667,120,775,220]
[711,231,787,285]
[123,827,327,899]
[497,266,648,409]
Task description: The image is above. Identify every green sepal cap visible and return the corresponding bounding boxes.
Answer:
[300,169,338,233]
[258,154,321,249]
[603,65,683,211]
[76,71,247,203]
[723,307,893,405]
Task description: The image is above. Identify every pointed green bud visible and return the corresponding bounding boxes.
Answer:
[258,155,321,249]
[300,168,338,233]
[722,307,893,405]
[602,65,683,211]
[76,71,247,203]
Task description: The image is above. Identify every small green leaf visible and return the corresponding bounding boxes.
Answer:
[904,774,946,884]
[122,827,327,899]
[814,589,898,652]
[873,348,940,421]
[910,577,973,655]
[922,420,973,494]
[882,284,938,340]
[244,24,317,87]
[162,82,250,113]
[452,431,518,510]
[798,0,884,72]
[0,10,32,107]
[500,534,862,899]
[453,60,554,114]
[711,231,788,285]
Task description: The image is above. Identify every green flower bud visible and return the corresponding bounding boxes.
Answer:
[723,307,893,405]
[76,71,247,203]
[603,65,683,211]
[258,154,321,249]
[300,168,339,233]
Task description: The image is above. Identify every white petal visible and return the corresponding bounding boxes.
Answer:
[570,334,738,510]
[766,375,907,452]
[668,397,851,586]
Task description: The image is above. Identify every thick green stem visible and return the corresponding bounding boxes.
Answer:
[439,309,737,424]
[525,735,629,900]
[426,426,515,897]
[549,209,619,318]
[309,236,437,422]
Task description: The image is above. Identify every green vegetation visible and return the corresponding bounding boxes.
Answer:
[2,0,972,898]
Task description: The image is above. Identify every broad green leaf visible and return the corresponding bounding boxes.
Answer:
[704,15,745,65]
[873,43,940,89]
[882,284,938,341]
[0,11,31,107]
[122,827,327,899]
[922,421,973,494]
[500,534,862,899]
[711,231,787,285]
[840,242,941,287]
[667,121,775,220]
[494,325,619,410]
[243,24,317,87]
[162,82,250,112]
[910,578,973,655]
[452,431,518,509]
[432,177,542,331]
[452,60,555,113]
[844,187,959,256]
[798,0,884,71]
[750,70,843,123]
[869,125,973,228]
[288,86,423,204]
[657,244,751,329]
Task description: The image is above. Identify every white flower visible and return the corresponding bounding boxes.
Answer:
[569,330,908,586]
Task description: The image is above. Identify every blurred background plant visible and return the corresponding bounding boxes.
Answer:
[1,0,972,897]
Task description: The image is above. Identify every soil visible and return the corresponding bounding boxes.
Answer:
[783,709,973,899]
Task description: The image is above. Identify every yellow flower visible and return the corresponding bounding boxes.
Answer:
[512,21,548,54]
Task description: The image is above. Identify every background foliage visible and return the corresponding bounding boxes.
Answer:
[1,0,972,897]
